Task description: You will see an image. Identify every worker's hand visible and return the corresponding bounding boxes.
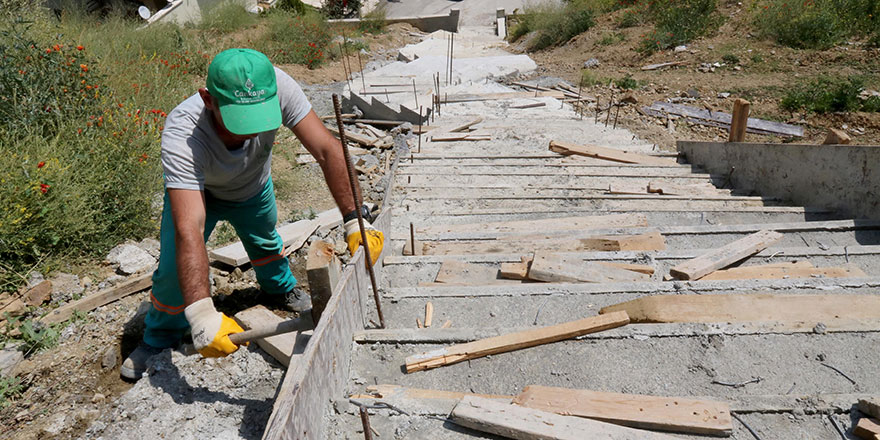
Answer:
[345,219,384,265]
[184,297,247,358]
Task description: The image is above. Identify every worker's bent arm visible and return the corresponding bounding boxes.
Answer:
[291,110,357,215]
[168,188,212,307]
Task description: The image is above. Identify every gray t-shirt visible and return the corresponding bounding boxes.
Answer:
[161,67,312,202]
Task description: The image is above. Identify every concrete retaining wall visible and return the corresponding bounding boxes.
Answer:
[678,141,880,220]
[329,9,460,33]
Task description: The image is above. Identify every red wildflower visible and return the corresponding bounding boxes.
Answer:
[76,45,85,51]
[37,161,45,168]
[80,64,89,72]
[53,44,61,51]
[40,183,50,194]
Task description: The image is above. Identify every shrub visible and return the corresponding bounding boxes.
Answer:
[722,53,739,64]
[322,0,361,19]
[597,32,626,45]
[637,0,720,54]
[277,0,307,14]
[197,1,258,34]
[753,0,880,49]
[580,70,606,87]
[258,11,332,68]
[0,376,24,408]
[508,0,597,51]
[614,74,639,89]
[780,76,874,113]
[358,5,386,34]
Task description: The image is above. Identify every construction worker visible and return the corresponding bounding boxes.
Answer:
[121,48,383,380]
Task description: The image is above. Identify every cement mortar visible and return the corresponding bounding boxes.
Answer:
[83,345,283,440]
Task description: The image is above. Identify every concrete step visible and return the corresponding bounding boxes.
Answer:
[397,157,690,167]
[380,245,880,288]
[397,174,718,187]
[396,165,705,176]
[398,198,783,213]
[376,281,880,328]
[390,209,843,230]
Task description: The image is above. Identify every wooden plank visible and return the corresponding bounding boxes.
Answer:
[362,384,511,401]
[450,395,679,440]
[598,262,655,275]
[418,213,649,235]
[527,252,649,283]
[405,312,629,373]
[641,61,686,71]
[549,140,675,166]
[855,417,880,440]
[325,125,377,147]
[823,128,851,145]
[599,294,880,324]
[669,230,783,280]
[422,232,665,255]
[700,263,866,281]
[40,273,152,325]
[442,91,565,103]
[647,181,722,196]
[500,256,532,280]
[263,209,390,440]
[234,305,304,367]
[510,102,547,109]
[728,98,750,142]
[513,385,732,436]
[644,102,803,137]
[210,216,321,267]
[306,240,342,324]
[447,117,483,133]
[424,302,433,327]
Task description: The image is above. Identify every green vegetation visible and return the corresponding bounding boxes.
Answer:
[752,0,880,49]
[597,32,626,45]
[635,0,721,54]
[0,376,25,408]
[18,319,59,354]
[614,74,640,89]
[508,0,602,51]
[0,8,354,291]
[358,5,388,34]
[721,53,740,64]
[580,70,606,87]
[781,76,880,113]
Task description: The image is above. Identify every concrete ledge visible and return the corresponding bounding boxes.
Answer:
[678,141,880,220]
[329,9,460,33]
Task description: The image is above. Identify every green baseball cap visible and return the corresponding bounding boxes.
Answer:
[206,49,281,135]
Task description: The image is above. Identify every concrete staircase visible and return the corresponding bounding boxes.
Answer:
[327,27,880,440]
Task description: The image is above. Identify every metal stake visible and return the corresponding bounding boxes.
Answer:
[332,94,384,329]
[338,42,349,84]
[605,90,614,128]
[418,106,423,153]
[409,222,415,256]
[384,88,389,103]
[412,78,419,109]
[359,407,374,440]
[445,33,451,85]
[356,49,366,93]
[576,83,583,119]
[449,32,454,85]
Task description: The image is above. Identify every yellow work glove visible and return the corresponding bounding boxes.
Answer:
[345,218,384,265]
[184,297,247,358]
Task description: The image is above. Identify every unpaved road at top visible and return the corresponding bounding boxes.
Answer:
[382,0,538,26]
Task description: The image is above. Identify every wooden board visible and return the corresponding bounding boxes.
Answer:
[669,230,783,280]
[210,216,323,267]
[262,208,390,440]
[647,181,722,196]
[418,213,649,235]
[234,305,308,367]
[306,240,342,324]
[325,125,377,147]
[549,140,675,166]
[701,263,866,281]
[599,294,880,324]
[643,102,804,137]
[513,385,732,436]
[360,384,512,401]
[500,256,533,280]
[442,91,566,103]
[405,312,629,373]
[40,273,152,325]
[855,417,880,440]
[421,231,665,255]
[450,396,679,440]
[598,262,655,275]
[527,252,650,283]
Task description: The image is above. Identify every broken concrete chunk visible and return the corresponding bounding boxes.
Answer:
[583,58,600,69]
[50,273,84,303]
[106,243,157,275]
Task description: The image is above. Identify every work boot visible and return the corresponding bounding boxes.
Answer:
[120,343,164,381]
[261,287,312,313]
